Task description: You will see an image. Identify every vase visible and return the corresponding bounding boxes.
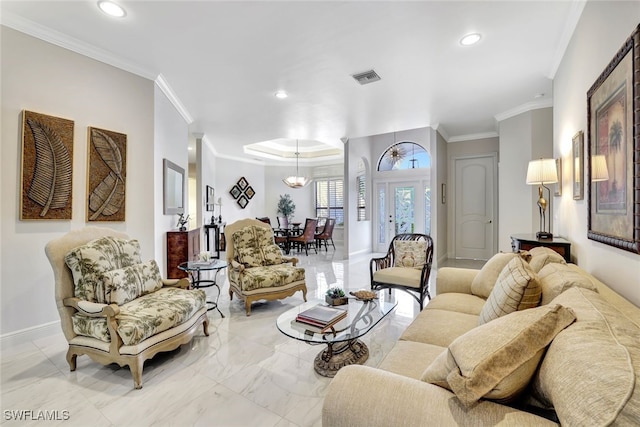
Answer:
[325,295,348,306]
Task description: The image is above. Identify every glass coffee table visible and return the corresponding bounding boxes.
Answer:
[276,295,397,377]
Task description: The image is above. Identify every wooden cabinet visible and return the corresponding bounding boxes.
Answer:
[166,228,200,278]
[510,234,571,262]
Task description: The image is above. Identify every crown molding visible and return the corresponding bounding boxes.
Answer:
[1,12,156,80]
[448,131,499,143]
[547,0,587,79]
[155,75,194,124]
[494,98,553,123]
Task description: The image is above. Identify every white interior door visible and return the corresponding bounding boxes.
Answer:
[454,155,497,260]
[375,181,429,252]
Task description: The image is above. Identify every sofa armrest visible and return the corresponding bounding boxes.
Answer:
[323,366,557,427]
[434,267,479,295]
[63,297,120,317]
[162,278,190,289]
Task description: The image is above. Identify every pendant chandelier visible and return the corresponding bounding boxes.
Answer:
[283,139,311,188]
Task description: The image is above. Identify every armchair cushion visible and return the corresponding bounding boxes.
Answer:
[262,244,284,265]
[228,264,305,292]
[373,267,422,288]
[72,287,206,345]
[236,246,265,268]
[478,256,541,325]
[394,240,427,268]
[102,260,163,305]
[421,304,576,407]
[65,236,142,303]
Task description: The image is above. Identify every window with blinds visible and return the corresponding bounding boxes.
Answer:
[315,178,344,226]
[357,174,366,221]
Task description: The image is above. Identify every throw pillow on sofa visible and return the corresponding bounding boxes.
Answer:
[527,246,566,273]
[537,262,598,305]
[530,287,640,426]
[421,304,576,407]
[478,256,541,325]
[470,251,530,299]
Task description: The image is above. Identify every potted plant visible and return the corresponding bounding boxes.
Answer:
[325,287,348,306]
[277,194,296,223]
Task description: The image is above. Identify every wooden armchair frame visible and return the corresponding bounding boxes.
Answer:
[370,233,434,310]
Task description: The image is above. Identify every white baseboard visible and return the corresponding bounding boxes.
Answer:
[0,320,61,348]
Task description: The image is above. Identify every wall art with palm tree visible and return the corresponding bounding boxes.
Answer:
[587,24,639,254]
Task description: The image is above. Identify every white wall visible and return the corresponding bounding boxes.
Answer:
[216,159,267,225]
[553,2,640,305]
[1,27,155,336]
[153,85,189,275]
[264,165,316,224]
[498,108,553,251]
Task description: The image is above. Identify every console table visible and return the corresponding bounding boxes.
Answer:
[510,234,571,262]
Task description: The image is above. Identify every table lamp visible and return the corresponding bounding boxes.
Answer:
[526,158,558,239]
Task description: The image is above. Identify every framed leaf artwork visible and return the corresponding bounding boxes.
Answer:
[20,110,74,220]
[87,127,127,221]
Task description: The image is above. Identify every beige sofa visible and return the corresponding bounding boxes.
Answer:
[323,248,640,426]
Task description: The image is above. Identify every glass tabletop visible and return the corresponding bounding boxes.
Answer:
[276,296,397,345]
[178,260,227,272]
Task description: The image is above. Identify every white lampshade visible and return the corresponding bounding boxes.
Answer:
[283,176,311,188]
[526,158,558,185]
[283,139,311,189]
[591,155,610,182]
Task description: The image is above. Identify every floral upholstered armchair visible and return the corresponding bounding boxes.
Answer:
[226,218,307,315]
[45,226,209,389]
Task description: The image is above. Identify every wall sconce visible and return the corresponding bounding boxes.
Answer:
[526,158,558,239]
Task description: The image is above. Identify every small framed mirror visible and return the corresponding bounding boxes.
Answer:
[163,159,185,214]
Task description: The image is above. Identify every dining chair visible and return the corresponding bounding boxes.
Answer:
[288,218,318,255]
[256,217,271,226]
[315,218,336,251]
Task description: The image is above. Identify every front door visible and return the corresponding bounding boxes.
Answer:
[453,155,497,260]
[375,181,430,253]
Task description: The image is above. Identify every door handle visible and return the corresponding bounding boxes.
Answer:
[487,220,493,224]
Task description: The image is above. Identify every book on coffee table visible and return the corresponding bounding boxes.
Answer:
[295,305,347,330]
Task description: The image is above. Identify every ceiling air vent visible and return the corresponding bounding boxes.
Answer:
[351,69,381,85]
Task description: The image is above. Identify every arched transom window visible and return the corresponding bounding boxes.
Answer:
[377,142,431,171]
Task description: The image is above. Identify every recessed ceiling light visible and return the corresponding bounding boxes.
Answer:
[275,91,288,99]
[98,1,126,18]
[460,33,481,46]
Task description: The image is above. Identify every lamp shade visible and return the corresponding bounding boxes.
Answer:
[283,139,311,189]
[283,175,311,188]
[526,158,558,185]
[591,155,610,182]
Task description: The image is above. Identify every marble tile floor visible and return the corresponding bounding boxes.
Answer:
[1,247,484,427]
